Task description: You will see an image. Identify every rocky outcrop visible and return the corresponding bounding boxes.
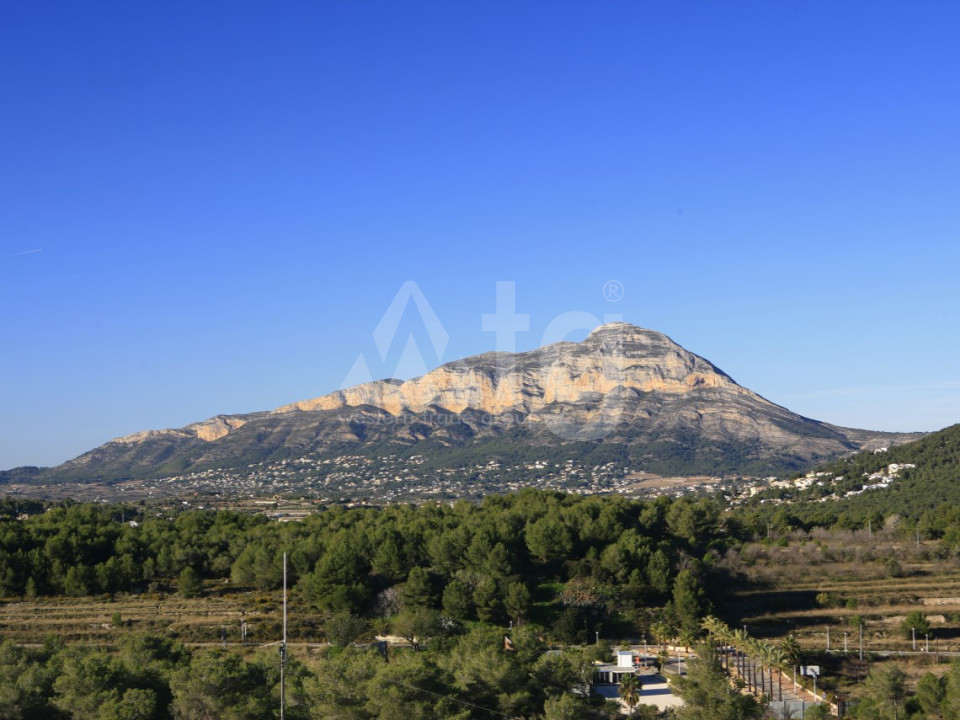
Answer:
[276,324,745,417]
[109,416,247,447]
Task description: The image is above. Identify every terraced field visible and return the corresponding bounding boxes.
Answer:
[0,586,320,647]
[712,532,960,704]
[736,576,960,649]
[720,544,960,648]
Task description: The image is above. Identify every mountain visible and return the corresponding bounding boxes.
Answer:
[8,323,921,488]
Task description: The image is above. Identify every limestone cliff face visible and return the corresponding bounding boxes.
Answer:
[188,416,248,442]
[48,323,920,481]
[110,415,247,446]
[276,324,752,418]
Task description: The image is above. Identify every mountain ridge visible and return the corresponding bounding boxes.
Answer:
[4,323,924,486]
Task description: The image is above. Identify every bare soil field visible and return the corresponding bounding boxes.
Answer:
[623,473,722,492]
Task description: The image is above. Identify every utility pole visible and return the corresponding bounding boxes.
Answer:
[844,632,848,653]
[913,628,916,651]
[281,552,287,720]
[859,622,864,661]
[827,627,830,651]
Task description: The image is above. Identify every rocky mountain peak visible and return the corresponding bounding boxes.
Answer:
[273,323,742,420]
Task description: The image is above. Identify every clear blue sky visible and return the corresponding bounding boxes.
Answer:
[2,1,959,469]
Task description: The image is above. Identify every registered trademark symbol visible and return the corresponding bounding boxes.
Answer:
[603,280,624,302]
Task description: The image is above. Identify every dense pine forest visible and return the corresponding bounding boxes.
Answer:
[0,491,731,719]
[0,491,726,637]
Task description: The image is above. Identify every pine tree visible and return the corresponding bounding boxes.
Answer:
[505,581,531,625]
[401,567,436,609]
[672,569,708,635]
[178,567,203,598]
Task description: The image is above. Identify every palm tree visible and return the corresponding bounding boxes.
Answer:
[619,672,642,715]
[767,647,788,702]
[715,625,735,670]
[756,641,779,701]
[735,630,761,694]
[780,635,801,679]
[751,639,769,698]
[732,628,750,690]
[651,620,672,650]
[656,649,670,675]
[678,628,698,651]
[780,635,801,703]
[700,616,734,668]
[750,638,772,697]
[700,615,726,639]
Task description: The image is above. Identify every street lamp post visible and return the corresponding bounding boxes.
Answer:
[280,553,287,720]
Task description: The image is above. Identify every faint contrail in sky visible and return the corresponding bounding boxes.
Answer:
[2,249,43,257]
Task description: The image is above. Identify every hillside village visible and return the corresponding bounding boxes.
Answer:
[89,453,696,502]
[2,445,921,508]
[141,452,914,507]
[743,457,917,506]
